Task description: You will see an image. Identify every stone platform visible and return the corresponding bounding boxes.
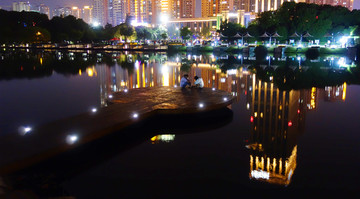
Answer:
[0,87,234,174]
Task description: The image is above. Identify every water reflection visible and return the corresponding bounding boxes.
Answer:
[0,49,359,195]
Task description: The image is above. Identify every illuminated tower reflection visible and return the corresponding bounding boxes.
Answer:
[247,74,305,186]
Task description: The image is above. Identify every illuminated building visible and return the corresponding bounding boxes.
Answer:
[131,0,153,24]
[71,7,81,18]
[235,0,299,13]
[12,1,31,12]
[110,0,127,25]
[82,6,93,24]
[180,0,196,18]
[39,4,50,19]
[201,0,233,17]
[247,75,305,185]
[92,0,109,26]
[53,7,72,18]
[306,0,353,11]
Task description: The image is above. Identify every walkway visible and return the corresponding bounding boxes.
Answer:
[0,87,234,174]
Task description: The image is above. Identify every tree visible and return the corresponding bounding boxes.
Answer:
[200,26,211,38]
[135,26,152,42]
[180,27,192,41]
[160,32,168,40]
[117,22,134,42]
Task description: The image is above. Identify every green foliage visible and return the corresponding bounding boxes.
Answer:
[200,26,211,38]
[180,27,192,41]
[242,2,360,42]
[161,32,168,40]
[117,23,135,42]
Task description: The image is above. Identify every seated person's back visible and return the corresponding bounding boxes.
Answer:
[194,76,204,88]
[180,74,191,88]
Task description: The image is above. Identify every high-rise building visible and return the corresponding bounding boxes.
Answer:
[83,6,93,24]
[12,1,31,12]
[71,7,81,18]
[93,0,107,26]
[180,0,196,18]
[306,0,353,11]
[53,7,72,18]
[230,0,298,13]
[39,4,50,19]
[201,0,236,17]
[111,0,127,25]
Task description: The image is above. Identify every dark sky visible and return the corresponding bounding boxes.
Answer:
[0,0,359,11]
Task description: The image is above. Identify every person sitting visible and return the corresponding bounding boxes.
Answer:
[194,76,204,88]
[180,74,191,88]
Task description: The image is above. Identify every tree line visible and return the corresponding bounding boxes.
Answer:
[219,2,360,42]
[0,9,169,44]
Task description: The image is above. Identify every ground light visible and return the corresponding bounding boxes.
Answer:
[19,126,32,135]
[66,134,78,145]
[132,113,139,119]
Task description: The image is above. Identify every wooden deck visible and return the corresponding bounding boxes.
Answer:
[0,87,234,175]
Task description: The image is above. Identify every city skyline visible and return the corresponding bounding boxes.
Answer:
[1,0,359,11]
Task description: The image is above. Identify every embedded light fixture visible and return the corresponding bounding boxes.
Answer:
[199,103,204,108]
[66,134,78,145]
[19,126,32,135]
[223,97,228,101]
[108,94,113,99]
[91,108,97,113]
[132,113,139,118]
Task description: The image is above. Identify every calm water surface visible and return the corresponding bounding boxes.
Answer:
[0,50,360,198]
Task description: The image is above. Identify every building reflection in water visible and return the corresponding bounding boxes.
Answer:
[96,53,348,185]
[247,74,302,186]
[246,74,347,186]
[150,134,176,144]
[97,54,252,107]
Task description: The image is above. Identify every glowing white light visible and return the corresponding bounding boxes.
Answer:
[212,88,216,91]
[108,95,113,99]
[223,97,228,101]
[227,69,237,75]
[340,36,348,46]
[91,108,97,113]
[161,65,169,74]
[19,126,32,135]
[66,134,78,145]
[160,13,169,24]
[174,85,177,88]
[124,89,128,93]
[92,21,100,27]
[246,103,250,110]
[251,170,270,180]
[297,57,301,61]
[199,103,204,108]
[132,113,139,118]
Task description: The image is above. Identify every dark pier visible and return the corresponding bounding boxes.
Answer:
[0,87,234,174]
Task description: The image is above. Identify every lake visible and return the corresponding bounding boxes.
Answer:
[0,49,360,198]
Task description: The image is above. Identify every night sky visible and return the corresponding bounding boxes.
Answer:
[0,0,359,11]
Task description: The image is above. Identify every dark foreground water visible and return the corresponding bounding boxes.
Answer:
[0,50,360,198]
